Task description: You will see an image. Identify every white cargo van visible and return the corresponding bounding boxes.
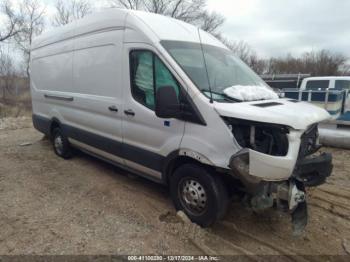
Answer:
[30,9,333,233]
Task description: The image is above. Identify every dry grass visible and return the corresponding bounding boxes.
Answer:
[0,90,32,118]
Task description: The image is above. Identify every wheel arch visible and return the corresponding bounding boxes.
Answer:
[49,117,62,138]
[162,149,215,185]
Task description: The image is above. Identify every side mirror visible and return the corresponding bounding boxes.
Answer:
[155,86,181,119]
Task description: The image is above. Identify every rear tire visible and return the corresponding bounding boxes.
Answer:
[52,127,72,159]
[170,163,229,227]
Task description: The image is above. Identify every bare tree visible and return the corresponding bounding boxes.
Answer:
[115,0,143,9]
[198,11,224,36]
[266,50,348,76]
[222,39,267,74]
[340,63,350,76]
[248,54,267,75]
[222,38,350,76]
[0,1,23,42]
[0,47,16,100]
[52,0,92,26]
[109,0,225,34]
[223,40,254,63]
[14,0,46,78]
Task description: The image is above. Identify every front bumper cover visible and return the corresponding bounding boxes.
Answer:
[293,152,333,187]
[228,150,333,235]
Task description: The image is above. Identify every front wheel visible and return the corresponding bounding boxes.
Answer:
[170,164,229,227]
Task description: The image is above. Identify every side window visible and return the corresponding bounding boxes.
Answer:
[130,51,155,109]
[130,50,181,110]
[335,80,350,90]
[305,80,330,90]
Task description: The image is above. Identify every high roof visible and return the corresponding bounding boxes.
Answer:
[31,9,226,50]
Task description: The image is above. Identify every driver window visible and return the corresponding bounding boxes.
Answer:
[130,50,181,110]
[154,56,180,97]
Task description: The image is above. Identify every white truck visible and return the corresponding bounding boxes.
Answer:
[30,9,333,233]
[300,77,350,122]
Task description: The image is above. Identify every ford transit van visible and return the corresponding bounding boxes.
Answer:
[30,9,333,233]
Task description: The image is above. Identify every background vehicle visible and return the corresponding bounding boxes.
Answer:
[282,76,350,149]
[283,77,350,124]
[30,9,332,233]
[300,76,350,91]
[261,73,311,90]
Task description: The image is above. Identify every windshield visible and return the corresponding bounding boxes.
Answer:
[161,40,276,102]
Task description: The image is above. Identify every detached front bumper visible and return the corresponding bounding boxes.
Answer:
[229,148,333,189]
[228,149,333,235]
[293,152,333,187]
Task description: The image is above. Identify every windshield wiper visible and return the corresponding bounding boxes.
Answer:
[200,89,242,102]
[221,93,242,102]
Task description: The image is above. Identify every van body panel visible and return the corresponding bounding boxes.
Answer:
[180,95,240,169]
[128,10,227,49]
[31,36,75,123]
[68,138,162,181]
[69,29,124,150]
[31,21,76,51]
[31,10,128,50]
[124,14,158,45]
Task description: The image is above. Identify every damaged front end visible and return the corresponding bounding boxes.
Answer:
[294,124,333,187]
[225,118,333,235]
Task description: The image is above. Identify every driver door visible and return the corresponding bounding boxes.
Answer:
[121,44,185,180]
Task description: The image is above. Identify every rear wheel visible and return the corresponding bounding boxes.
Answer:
[52,127,72,159]
[170,163,229,227]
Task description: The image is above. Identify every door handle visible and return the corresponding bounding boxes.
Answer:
[108,105,118,112]
[44,94,74,101]
[124,109,135,116]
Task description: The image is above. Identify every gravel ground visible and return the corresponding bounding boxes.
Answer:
[0,117,350,258]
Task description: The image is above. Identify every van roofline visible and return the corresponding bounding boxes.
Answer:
[31,9,227,51]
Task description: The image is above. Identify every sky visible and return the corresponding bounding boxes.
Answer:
[207,0,350,58]
[1,0,349,59]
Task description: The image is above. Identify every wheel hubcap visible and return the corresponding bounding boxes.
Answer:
[179,179,207,215]
[54,135,64,155]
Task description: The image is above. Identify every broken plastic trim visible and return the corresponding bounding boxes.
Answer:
[229,148,250,177]
[298,124,320,159]
[292,202,308,236]
[291,180,308,236]
[293,152,333,187]
[228,151,308,235]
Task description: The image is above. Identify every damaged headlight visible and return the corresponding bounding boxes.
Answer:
[222,116,290,156]
[299,124,321,158]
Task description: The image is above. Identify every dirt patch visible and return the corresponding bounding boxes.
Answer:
[0,117,350,256]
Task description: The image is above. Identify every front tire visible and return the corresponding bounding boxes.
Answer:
[170,163,229,227]
[52,127,72,159]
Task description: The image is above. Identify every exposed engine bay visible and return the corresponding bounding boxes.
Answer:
[222,116,289,156]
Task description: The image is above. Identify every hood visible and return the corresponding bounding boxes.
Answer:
[214,98,331,130]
